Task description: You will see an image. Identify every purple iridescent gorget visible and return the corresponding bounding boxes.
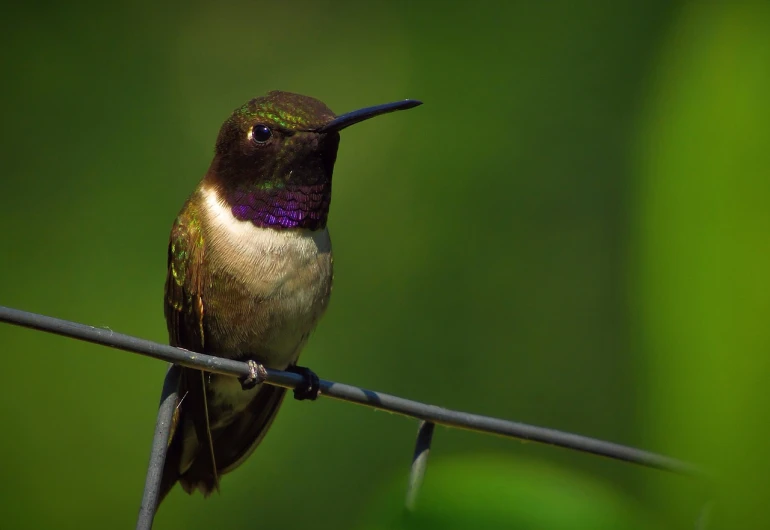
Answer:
[227,183,331,230]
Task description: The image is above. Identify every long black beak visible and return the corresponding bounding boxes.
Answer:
[317,99,422,133]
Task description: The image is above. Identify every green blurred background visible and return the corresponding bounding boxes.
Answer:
[1,1,769,528]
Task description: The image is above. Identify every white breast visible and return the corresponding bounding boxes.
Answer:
[192,185,333,432]
[197,184,333,367]
[201,184,331,276]
[201,185,332,298]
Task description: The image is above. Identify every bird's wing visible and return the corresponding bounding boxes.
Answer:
[164,199,206,352]
[160,199,219,501]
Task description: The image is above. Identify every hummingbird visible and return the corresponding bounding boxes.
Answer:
[159,91,421,503]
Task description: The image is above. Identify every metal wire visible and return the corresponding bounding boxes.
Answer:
[136,365,181,530]
[0,305,702,476]
[0,304,708,527]
[405,421,436,512]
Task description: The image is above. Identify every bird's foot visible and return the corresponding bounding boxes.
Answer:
[240,360,268,390]
[287,365,321,401]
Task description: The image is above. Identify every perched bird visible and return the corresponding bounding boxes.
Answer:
[160,91,421,503]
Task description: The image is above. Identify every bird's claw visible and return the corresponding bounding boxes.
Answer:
[240,360,268,390]
[287,365,321,401]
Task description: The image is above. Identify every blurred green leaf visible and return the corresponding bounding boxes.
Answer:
[634,2,770,528]
[362,455,656,530]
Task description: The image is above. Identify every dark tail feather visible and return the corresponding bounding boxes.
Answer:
[156,377,288,504]
[158,368,219,502]
[182,383,288,489]
[184,369,219,494]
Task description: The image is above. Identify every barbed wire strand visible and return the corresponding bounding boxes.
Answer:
[136,365,181,530]
[0,305,707,527]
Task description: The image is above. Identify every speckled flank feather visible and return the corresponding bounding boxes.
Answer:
[165,199,205,351]
[162,199,220,501]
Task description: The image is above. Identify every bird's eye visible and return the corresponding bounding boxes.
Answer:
[251,124,272,144]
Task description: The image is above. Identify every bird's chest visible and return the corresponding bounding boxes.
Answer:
[201,210,333,364]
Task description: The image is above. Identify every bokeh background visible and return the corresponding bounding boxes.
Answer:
[1,2,769,529]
